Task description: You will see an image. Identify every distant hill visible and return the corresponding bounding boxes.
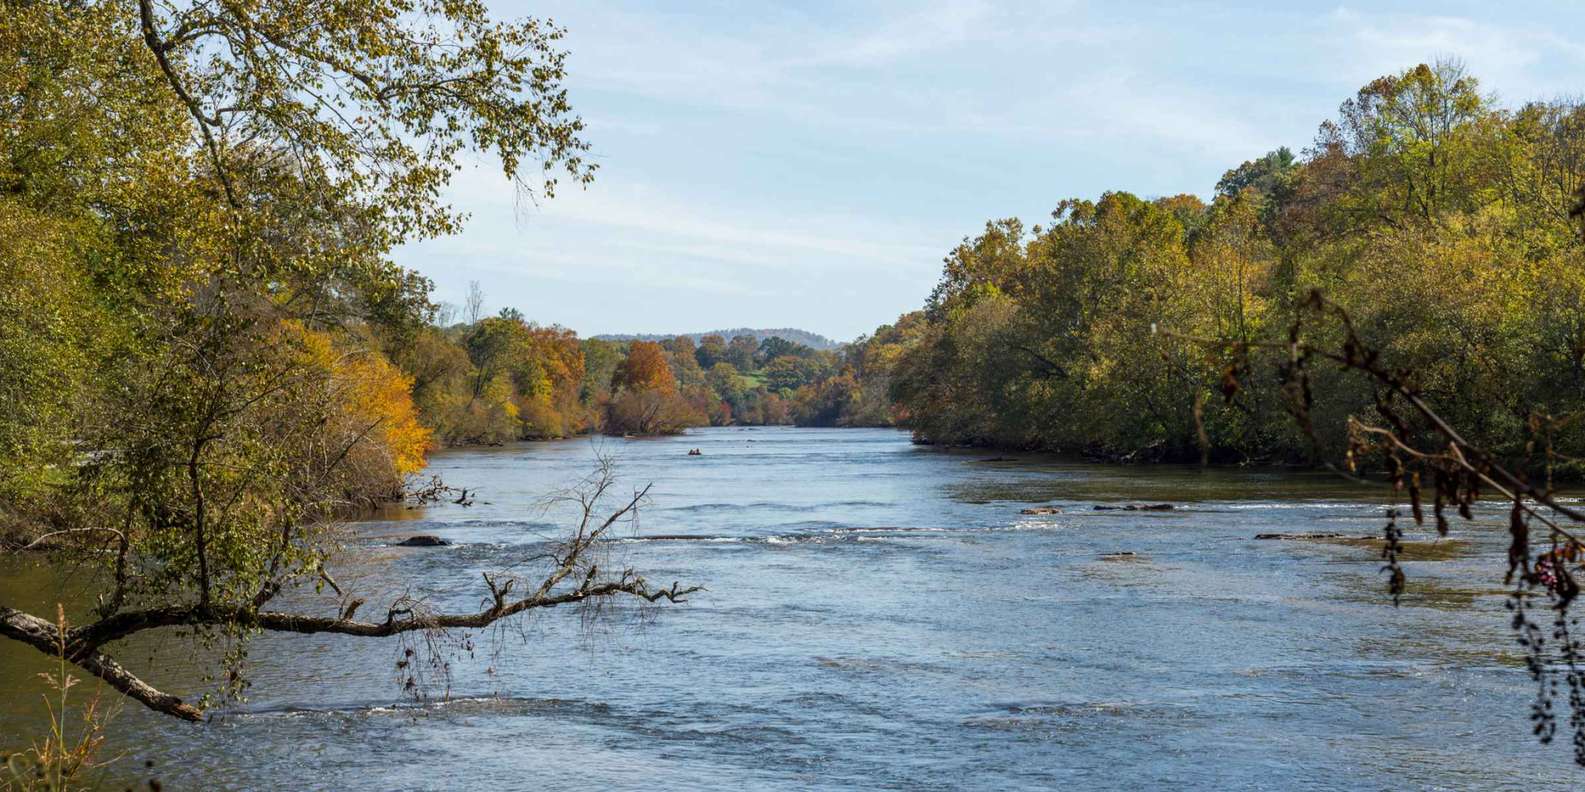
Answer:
[592,328,841,350]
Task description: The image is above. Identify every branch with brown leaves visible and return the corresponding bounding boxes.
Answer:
[1164,287,1585,764]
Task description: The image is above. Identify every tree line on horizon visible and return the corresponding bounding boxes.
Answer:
[592,327,840,351]
[397,297,914,443]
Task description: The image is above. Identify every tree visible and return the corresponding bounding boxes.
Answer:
[706,362,747,404]
[580,338,623,403]
[885,63,1585,466]
[756,336,809,364]
[812,316,922,428]
[465,281,486,326]
[604,390,706,435]
[0,0,694,723]
[1317,60,1499,229]
[792,373,860,427]
[465,315,527,399]
[604,341,704,435]
[130,0,594,233]
[663,335,706,388]
[0,202,97,504]
[695,334,727,369]
[725,335,758,371]
[1216,146,1298,199]
[612,341,677,394]
[762,354,830,393]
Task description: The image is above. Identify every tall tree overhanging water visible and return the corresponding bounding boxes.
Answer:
[0,0,694,738]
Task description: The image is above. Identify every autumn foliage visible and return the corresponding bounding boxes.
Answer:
[884,61,1585,464]
[612,341,676,393]
[393,314,909,442]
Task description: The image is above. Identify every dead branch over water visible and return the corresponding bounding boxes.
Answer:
[1,460,699,721]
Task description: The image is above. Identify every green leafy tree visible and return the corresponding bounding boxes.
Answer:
[0,0,693,723]
[725,334,758,371]
[695,334,727,369]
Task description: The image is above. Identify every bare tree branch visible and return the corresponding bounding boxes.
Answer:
[0,461,698,722]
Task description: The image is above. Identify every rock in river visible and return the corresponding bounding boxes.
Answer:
[396,535,451,547]
[1254,532,1358,540]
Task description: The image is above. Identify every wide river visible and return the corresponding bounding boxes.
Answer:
[0,426,1578,789]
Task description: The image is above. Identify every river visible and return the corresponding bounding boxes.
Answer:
[0,426,1575,789]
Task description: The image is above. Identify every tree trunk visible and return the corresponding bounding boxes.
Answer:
[0,605,203,721]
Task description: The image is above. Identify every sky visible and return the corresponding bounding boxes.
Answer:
[394,1,1585,341]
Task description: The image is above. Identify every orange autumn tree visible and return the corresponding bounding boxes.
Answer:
[605,341,704,434]
[289,322,434,489]
[611,341,676,393]
[343,350,435,478]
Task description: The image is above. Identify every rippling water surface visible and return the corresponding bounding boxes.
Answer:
[0,426,1576,789]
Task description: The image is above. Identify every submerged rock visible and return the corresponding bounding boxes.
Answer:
[396,535,451,547]
[1254,532,1358,540]
[1019,506,1062,515]
[1256,532,1470,561]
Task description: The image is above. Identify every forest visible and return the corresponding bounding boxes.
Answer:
[398,295,910,444]
[878,62,1585,467]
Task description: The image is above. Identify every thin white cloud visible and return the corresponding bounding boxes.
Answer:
[417,0,1585,339]
[401,161,947,320]
[1321,7,1585,101]
[803,0,995,67]
[435,163,943,268]
[554,0,1115,136]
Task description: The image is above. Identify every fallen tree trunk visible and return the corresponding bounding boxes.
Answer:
[0,605,204,721]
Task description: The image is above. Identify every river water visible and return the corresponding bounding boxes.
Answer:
[0,426,1577,789]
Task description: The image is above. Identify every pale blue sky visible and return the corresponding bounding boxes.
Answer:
[395,1,1585,341]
